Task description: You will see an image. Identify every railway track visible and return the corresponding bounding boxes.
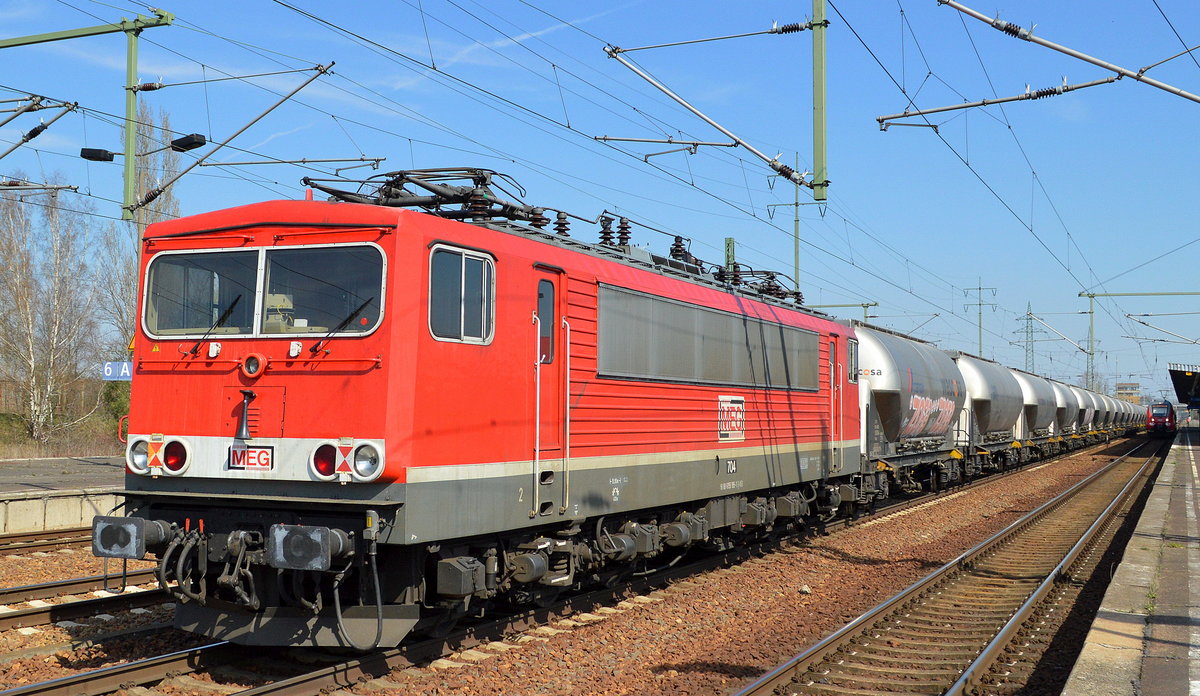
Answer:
[0,527,91,557]
[0,642,238,696]
[0,587,167,632]
[0,568,163,631]
[734,438,1165,696]
[0,569,157,606]
[0,439,1136,696]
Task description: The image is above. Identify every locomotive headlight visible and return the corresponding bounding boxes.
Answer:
[352,444,382,480]
[128,440,150,475]
[240,352,266,379]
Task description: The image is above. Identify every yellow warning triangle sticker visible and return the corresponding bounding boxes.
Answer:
[151,344,160,352]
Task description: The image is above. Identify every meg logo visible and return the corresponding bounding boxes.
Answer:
[228,444,275,471]
[718,395,746,442]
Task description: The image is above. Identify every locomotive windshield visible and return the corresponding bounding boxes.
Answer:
[146,251,257,335]
[261,246,382,334]
[145,245,384,338]
[1151,405,1171,416]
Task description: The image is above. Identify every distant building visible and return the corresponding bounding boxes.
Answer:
[1115,382,1140,405]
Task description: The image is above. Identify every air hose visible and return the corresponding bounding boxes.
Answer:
[332,540,384,651]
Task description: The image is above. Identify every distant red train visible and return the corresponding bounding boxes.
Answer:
[1147,401,1177,435]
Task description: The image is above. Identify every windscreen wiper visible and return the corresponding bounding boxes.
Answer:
[188,294,242,355]
[310,296,374,355]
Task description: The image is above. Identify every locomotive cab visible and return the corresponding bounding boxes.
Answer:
[94,201,414,646]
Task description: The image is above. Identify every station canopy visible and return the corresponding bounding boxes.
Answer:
[1168,363,1200,409]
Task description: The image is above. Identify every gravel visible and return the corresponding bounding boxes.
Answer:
[0,548,155,590]
[0,548,163,678]
[364,447,1122,696]
[0,443,1129,695]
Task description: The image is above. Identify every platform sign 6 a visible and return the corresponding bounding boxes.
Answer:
[102,361,133,381]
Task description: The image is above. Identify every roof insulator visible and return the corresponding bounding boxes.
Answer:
[598,216,614,246]
[554,211,570,237]
[617,217,631,245]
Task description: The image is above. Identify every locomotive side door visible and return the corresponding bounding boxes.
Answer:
[531,266,566,517]
[828,335,843,475]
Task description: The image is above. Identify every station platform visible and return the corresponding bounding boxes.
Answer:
[0,455,124,494]
[1065,427,1200,695]
[0,456,124,534]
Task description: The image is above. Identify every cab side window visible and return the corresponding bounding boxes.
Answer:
[430,247,494,343]
[537,279,554,363]
[847,339,859,383]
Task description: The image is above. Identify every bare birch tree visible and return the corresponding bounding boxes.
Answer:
[0,181,99,442]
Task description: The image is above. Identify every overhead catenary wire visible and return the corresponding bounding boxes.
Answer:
[219,3,1046,351]
[28,1,1161,375]
[9,0,945,328]
[62,0,966,323]
[833,1,1143,368]
[130,63,332,211]
[939,0,1200,104]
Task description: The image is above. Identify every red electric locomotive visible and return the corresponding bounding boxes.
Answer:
[93,169,877,647]
[1147,401,1177,436]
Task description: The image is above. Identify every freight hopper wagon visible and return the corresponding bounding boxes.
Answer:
[1049,381,1081,443]
[854,326,966,492]
[1009,368,1060,461]
[947,351,1025,476]
[854,324,1122,493]
[1071,386,1099,439]
[90,168,881,648]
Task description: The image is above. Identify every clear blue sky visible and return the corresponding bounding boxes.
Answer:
[3,0,1197,401]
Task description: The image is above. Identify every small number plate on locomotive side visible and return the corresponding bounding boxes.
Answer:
[228,444,275,471]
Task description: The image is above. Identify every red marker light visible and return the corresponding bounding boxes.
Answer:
[360,317,369,326]
[163,441,187,472]
[314,444,337,477]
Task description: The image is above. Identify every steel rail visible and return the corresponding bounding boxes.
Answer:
[0,588,168,631]
[0,528,91,556]
[0,642,233,696]
[231,440,1134,696]
[732,438,1155,696]
[0,622,173,666]
[0,569,158,605]
[944,438,1166,693]
[2,440,1127,696]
